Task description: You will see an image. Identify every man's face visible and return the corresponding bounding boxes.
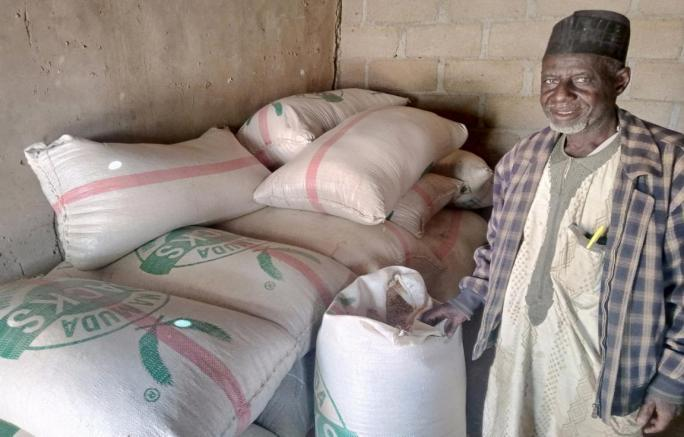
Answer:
[540,54,625,135]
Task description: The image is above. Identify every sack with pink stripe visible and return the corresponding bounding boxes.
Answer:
[215,207,444,279]
[47,226,355,355]
[25,128,270,270]
[387,173,463,238]
[432,149,494,209]
[421,209,488,303]
[0,278,297,436]
[253,106,468,225]
[236,88,408,169]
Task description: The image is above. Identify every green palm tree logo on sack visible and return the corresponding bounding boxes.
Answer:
[137,315,231,386]
[136,227,321,290]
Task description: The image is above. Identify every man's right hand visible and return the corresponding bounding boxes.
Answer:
[420,303,469,337]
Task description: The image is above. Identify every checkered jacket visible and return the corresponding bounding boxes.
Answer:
[451,108,684,420]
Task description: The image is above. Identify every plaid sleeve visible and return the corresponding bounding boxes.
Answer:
[450,148,513,317]
[648,157,684,405]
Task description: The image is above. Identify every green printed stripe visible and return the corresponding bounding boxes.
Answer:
[316,366,348,428]
[0,419,20,437]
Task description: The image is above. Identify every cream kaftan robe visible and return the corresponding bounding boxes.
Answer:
[482,133,642,437]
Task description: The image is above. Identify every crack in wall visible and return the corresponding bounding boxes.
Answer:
[332,0,342,89]
[23,2,32,48]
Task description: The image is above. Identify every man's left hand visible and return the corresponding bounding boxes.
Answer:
[636,395,682,434]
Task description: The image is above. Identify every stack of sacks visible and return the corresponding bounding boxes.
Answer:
[24,127,270,270]
[253,105,468,225]
[237,88,409,168]
[45,226,354,437]
[24,127,355,436]
[229,99,493,302]
[47,226,355,356]
[216,207,444,277]
[217,207,487,304]
[0,277,298,436]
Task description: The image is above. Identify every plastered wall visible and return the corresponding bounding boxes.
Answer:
[337,0,684,165]
[0,0,337,283]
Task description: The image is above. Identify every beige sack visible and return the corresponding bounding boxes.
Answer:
[421,209,488,302]
[47,227,355,354]
[253,106,468,225]
[215,207,444,279]
[25,128,269,270]
[432,149,494,209]
[0,278,297,437]
[388,173,463,237]
[236,89,408,168]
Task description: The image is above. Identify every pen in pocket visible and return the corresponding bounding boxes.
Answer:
[586,225,607,249]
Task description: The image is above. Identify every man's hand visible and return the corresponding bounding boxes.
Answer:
[420,303,469,337]
[636,395,682,434]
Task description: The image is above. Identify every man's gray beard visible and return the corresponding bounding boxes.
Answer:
[548,117,589,135]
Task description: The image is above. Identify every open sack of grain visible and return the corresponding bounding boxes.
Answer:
[0,278,298,437]
[315,266,467,437]
[24,127,270,271]
[237,88,409,168]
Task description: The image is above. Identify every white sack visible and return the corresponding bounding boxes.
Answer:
[315,266,466,437]
[422,209,488,303]
[25,128,269,270]
[215,207,444,278]
[0,278,297,437]
[388,173,463,237]
[432,149,494,208]
[47,226,355,354]
[237,88,408,168]
[253,106,468,225]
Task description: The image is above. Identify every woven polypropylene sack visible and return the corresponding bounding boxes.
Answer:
[24,128,270,270]
[421,209,488,303]
[215,207,444,278]
[0,278,297,437]
[237,89,408,169]
[432,149,494,209]
[256,350,316,436]
[253,106,468,225]
[314,266,466,437]
[47,227,355,355]
[388,173,463,237]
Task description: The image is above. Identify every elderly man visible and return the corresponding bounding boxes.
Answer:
[422,10,683,436]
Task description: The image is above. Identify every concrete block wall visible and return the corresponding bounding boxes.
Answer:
[337,0,684,165]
